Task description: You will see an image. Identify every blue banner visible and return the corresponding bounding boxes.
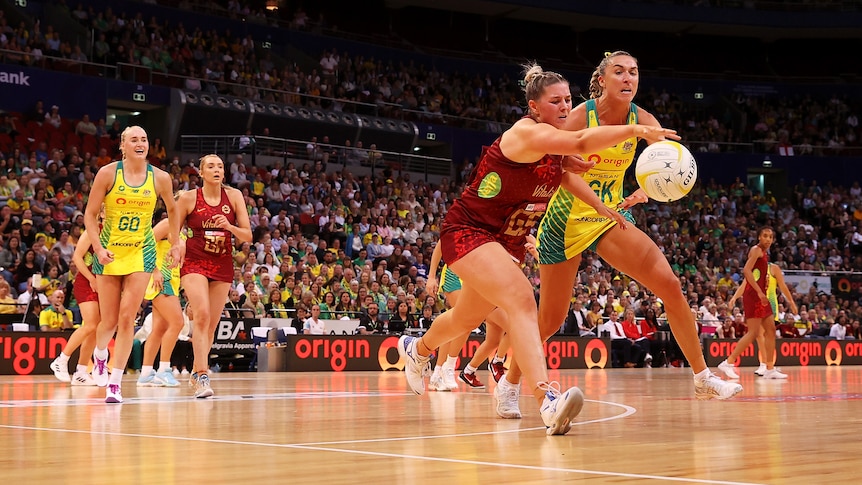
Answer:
[0,63,108,121]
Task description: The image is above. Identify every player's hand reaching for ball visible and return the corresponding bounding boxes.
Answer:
[635,125,680,144]
[618,188,649,209]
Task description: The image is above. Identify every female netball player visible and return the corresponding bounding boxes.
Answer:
[50,225,101,386]
[85,126,181,403]
[398,62,678,435]
[718,227,788,379]
[728,260,797,377]
[137,215,186,388]
[176,154,251,398]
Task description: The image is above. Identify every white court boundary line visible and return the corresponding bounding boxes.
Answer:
[0,393,764,485]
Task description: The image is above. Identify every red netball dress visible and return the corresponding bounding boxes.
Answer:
[441,136,563,265]
[742,249,772,319]
[181,187,236,283]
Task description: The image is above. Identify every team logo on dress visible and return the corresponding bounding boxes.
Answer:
[222,205,231,214]
[118,186,125,191]
[622,140,634,153]
[477,171,501,199]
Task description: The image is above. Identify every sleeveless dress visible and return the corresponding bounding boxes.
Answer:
[92,161,157,276]
[537,99,640,264]
[72,229,98,303]
[440,132,563,266]
[181,187,236,283]
[743,250,773,319]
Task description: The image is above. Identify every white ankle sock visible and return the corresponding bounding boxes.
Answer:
[158,362,171,373]
[694,368,710,383]
[76,364,88,374]
[445,355,457,368]
[142,365,154,376]
[109,368,124,385]
[57,352,70,363]
[464,364,477,374]
[492,355,505,364]
[94,347,109,361]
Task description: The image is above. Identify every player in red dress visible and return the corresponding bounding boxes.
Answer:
[50,226,101,385]
[718,227,787,379]
[176,154,252,398]
[398,62,678,435]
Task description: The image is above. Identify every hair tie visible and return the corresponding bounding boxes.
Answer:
[604,51,612,58]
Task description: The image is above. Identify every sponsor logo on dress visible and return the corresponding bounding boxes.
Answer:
[477,172,501,199]
[532,184,555,199]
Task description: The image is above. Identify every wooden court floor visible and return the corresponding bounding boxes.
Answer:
[0,366,859,484]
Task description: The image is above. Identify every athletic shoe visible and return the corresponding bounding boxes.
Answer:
[194,372,214,398]
[105,384,123,403]
[189,371,199,388]
[443,367,458,390]
[488,360,506,383]
[695,372,744,400]
[717,360,740,379]
[93,352,109,387]
[181,369,190,377]
[50,357,71,383]
[137,370,158,387]
[493,377,522,419]
[154,370,180,387]
[644,353,653,368]
[429,369,449,392]
[459,370,486,389]
[754,363,767,376]
[763,368,788,380]
[539,382,585,436]
[71,371,96,386]
[172,368,180,377]
[397,336,432,395]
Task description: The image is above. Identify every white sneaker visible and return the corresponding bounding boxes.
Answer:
[493,376,522,419]
[50,357,71,383]
[137,370,159,387]
[105,384,123,403]
[695,372,744,400]
[397,336,432,395]
[172,368,181,377]
[754,363,767,376]
[429,369,449,392]
[717,360,740,379]
[93,352,110,387]
[644,353,653,368]
[443,366,458,390]
[539,382,585,436]
[71,371,97,386]
[763,368,788,379]
[194,373,214,398]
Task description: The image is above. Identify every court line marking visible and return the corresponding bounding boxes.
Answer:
[295,399,637,445]
[0,422,764,485]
